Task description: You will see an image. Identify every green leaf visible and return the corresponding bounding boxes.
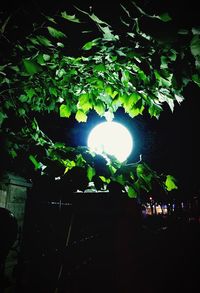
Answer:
[59,104,71,118]
[82,41,93,50]
[161,56,168,69]
[168,49,177,61]
[121,70,130,85]
[49,87,58,97]
[10,149,17,158]
[98,25,117,41]
[82,39,98,50]
[18,108,26,116]
[111,99,121,111]
[192,27,200,35]
[37,53,45,65]
[10,65,20,72]
[127,99,144,117]
[123,93,140,112]
[76,154,86,167]
[94,64,106,72]
[61,11,81,23]
[47,26,66,39]
[128,107,140,118]
[0,111,7,126]
[192,74,200,87]
[36,35,53,46]
[90,13,110,25]
[127,186,137,198]
[19,94,28,102]
[43,54,51,61]
[28,37,40,46]
[29,155,41,170]
[154,70,172,87]
[190,35,200,57]
[136,163,153,190]
[56,68,66,78]
[165,175,178,191]
[57,42,64,48]
[87,166,96,181]
[23,59,41,75]
[175,94,184,104]
[115,174,125,185]
[99,176,110,184]
[94,100,105,116]
[63,159,76,172]
[45,15,57,24]
[195,55,200,70]
[25,88,36,99]
[75,110,87,122]
[158,13,172,22]
[78,94,92,112]
[148,101,162,118]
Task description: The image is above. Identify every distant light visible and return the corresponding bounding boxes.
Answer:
[87,121,133,162]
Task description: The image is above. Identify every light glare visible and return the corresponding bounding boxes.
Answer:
[87,121,133,162]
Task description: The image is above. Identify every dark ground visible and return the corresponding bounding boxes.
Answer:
[10,184,200,293]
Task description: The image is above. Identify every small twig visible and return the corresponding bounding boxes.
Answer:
[131,1,159,20]
[54,213,74,293]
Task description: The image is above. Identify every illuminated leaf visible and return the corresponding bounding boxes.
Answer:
[76,154,86,167]
[75,110,87,122]
[59,104,71,118]
[94,64,106,72]
[99,25,117,41]
[165,175,178,191]
[43,54,50,61]
[127,186,137,198]
[47,26,66,39]
[29,155,41,170]
[94,100,105,116]
[36,35,52,46]
[57,42,64,48]
[78,94,92,111]
[99,176,110,184]
[175,94,184,104]
[82,39,99,50]
[148,101,162,118]
[87,166,96,181]
[116,174,125,185]
[61,11,81,23]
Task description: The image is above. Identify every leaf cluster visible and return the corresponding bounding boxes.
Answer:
[1,1,197,199]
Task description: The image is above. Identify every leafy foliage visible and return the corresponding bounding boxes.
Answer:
[1,1,198,199]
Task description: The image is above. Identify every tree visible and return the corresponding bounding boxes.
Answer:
[1,0,199,199]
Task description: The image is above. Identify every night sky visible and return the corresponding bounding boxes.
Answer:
[1,0,200,197]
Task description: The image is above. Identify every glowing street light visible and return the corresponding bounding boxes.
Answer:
[87,121,133,162]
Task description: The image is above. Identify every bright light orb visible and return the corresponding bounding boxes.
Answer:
[87,121,133,162]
